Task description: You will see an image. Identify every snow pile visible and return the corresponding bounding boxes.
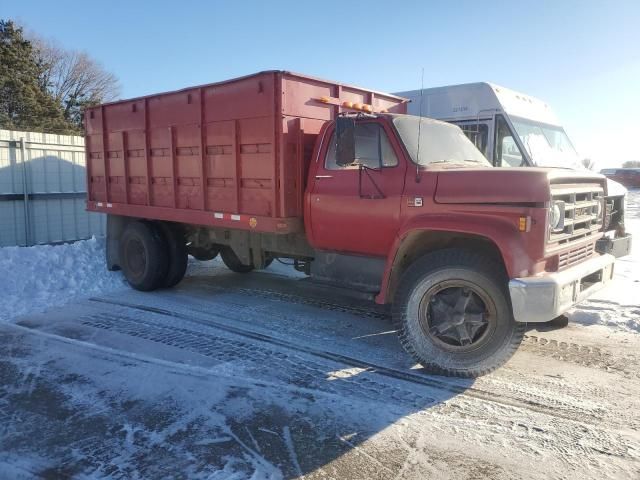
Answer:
[0,237,125,322]
[569,189,640,333]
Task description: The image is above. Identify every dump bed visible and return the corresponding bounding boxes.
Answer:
[85,71,407,233]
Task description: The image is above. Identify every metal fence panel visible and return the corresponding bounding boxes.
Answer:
[0,129,105,247]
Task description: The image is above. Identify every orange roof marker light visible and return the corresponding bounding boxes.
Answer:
[314,97,381,113]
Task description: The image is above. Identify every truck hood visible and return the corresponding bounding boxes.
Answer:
[434,167,606,205]
[531,164,627,198]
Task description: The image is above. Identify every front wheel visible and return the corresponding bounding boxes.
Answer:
[392,249,525,377]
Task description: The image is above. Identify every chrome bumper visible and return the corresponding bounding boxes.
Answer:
[509,253,615,323]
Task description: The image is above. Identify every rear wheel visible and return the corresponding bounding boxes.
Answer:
[157,223,188,288]
[220,246,254,273]
[119,221,169,291]
[392,249,525,377]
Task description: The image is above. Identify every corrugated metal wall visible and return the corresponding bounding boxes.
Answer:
[0,129,105,247]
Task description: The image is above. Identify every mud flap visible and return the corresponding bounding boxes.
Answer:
[106,214,130,271]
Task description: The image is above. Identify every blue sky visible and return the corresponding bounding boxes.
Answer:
[7,0,640,167]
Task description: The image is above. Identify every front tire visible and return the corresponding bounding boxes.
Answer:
[392,249,525,377]
[119,221,169,291]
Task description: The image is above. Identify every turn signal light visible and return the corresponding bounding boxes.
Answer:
[518,216,531,232]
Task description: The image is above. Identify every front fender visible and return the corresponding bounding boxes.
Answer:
[375,211,541,304]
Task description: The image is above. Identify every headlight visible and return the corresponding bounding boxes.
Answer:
[595,197,603,219]
[549,201,565,232]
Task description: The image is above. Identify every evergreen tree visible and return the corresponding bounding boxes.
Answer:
[0,20,75,133]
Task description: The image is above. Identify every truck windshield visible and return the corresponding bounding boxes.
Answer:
[392,115,490,166]
[510,116,582,169]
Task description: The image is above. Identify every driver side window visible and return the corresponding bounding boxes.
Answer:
[325,123,398,170]
[494,115,524,167]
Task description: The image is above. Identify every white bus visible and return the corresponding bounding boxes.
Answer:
[395,82,630,251]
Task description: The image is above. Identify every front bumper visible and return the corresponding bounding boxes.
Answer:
[509,253,615,323]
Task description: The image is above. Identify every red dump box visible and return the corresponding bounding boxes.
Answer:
[85,71,407,233]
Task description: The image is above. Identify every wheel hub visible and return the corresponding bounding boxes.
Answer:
[125,238,146,277]
[420,283,492,350]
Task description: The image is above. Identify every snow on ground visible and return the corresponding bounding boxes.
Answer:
[0,193,638,479]
[0,237,125,322]
[3,248,639,478]
[0,237,305,325]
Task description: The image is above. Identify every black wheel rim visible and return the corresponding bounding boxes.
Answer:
[418,280,496,352]
[125,237,146,279]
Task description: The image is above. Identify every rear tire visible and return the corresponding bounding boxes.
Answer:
[220,246,254,273]
[119,221,169,291]
[392,248,525,377]
[157,223,188,288]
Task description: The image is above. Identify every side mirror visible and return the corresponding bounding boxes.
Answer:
[335,117,356,166]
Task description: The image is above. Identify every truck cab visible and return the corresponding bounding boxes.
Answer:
[305,112,617,374]
[396,83,632,258]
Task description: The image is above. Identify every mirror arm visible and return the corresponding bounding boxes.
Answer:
[377,126,383,170]
[359,164,386,200]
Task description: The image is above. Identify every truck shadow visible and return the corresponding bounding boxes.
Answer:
[162,263,476,477]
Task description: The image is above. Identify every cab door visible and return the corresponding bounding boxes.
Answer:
[308,120,407,257]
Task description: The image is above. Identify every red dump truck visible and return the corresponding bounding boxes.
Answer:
[86,71,619,377]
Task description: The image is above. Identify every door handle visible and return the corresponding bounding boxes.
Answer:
[315,175,333,179]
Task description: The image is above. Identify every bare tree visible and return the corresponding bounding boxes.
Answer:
[30,34,120,129]
[581,158,595,170]
[622,160,640,168]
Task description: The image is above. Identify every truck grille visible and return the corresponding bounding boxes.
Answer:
[558,242,595,270]
[549,185,604,246]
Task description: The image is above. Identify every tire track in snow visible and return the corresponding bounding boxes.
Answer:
[178,283,639,376]
[521,334,639,377]
[87,296,608,424]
